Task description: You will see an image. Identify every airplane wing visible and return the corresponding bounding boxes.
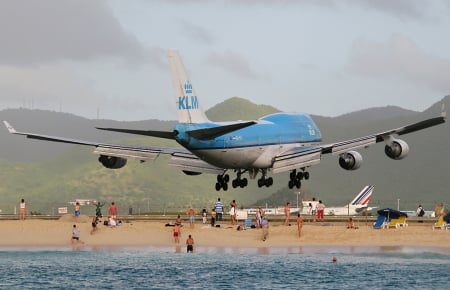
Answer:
[321,115,446,155]
[2,121,225,175]
[273,115,446,173]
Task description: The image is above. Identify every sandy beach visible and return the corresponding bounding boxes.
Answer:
[1,215,449,252]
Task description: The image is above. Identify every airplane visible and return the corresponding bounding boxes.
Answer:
[2,50,447,191]
[300,185,376,216]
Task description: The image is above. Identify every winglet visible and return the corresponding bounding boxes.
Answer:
[3,121,17,134]
[441,103,447,119]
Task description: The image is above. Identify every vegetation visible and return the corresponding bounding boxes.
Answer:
[0,96,449,215]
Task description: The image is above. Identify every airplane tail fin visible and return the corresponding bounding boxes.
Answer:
[168,49,210,124]
[350,185,374,206]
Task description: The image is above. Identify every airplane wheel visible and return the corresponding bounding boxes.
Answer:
[217,175,223,183]
[241,178,248,187]
[288,180,294,189]
[304,172,310,180]
[215,183,221,191]
[296,172,303,180]
[267,177,273,186]
[295,180,301,189]
[232,179,238,188]
[224,174,230,183]
[223,183,228,191]
[258,179,264,187]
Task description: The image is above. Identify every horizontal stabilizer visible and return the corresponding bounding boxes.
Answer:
[96,127,176,139]
[187,121,257,140]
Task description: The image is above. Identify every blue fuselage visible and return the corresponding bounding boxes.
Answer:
[174,113,322,169]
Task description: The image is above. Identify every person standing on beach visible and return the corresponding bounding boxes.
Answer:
[186,207,196,228]
[173,224,181,243]
[296,214,303,238]
[19,199,26,220]
[316,200,325,221]
[95,201,104,218]
[109,202,118,220]
[256,208,262,228]
[186,234,194,253]
[201,209,207,224]
[284,202,291,226]
[74,202,81,221]
[215,198,224,221]
[261,216,269,241]
[230,200,237,225]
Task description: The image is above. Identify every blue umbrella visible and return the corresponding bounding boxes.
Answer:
[377,208,408,219]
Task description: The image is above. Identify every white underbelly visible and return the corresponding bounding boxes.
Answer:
[192,144,297,169]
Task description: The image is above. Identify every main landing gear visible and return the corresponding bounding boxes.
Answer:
[214,169,274,191]
[215,174,230,191]
[288,168,309,189]
[257,169,273,188]
[215,171,249,191]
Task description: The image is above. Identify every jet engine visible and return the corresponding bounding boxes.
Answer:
[98,155,127,169]
[339,150,363,170]
[182,170,202,176]
[385,139,409,160]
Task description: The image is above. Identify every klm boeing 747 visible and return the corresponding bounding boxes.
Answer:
[3,50,446,191]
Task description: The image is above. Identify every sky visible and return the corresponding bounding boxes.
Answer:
[1,0,450,121]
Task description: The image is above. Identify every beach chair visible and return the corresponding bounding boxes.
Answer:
[244,218,253,229]
[433,216,447,230]
[373,215,386,229]
[385,218,400,229]
[397,216,408,227]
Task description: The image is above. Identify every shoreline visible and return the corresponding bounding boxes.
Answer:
[1,245,450,255]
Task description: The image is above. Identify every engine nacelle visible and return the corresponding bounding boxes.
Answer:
[98,155,127,169]
[182,170,202,176]
[339,150,363,170]
[385,139,409,160]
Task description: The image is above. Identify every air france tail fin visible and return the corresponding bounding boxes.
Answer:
[350,185,374,206]
[168,49,210,124]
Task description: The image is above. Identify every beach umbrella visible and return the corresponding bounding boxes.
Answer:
[377,208,408,219]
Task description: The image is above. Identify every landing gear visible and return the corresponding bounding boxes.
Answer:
[232,170,248,188]
[257,169,273,188]
[214,169,275,190]
[215,174,230,191]
[288,168,309,189]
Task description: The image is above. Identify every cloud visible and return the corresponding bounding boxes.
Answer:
[0,65,103,107]
[206,51,263,80]
[178,20,215,45]
[347,34,450,92]
[347,0,430,20]
[0,0,146,66]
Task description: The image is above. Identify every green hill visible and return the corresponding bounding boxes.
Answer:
[0,95,449,215]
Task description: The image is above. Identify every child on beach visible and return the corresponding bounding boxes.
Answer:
[71,224,84,244]
[210,208,216,227]
[90,216,99,234]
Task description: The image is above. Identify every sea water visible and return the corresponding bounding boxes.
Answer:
[0,246,449,290]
